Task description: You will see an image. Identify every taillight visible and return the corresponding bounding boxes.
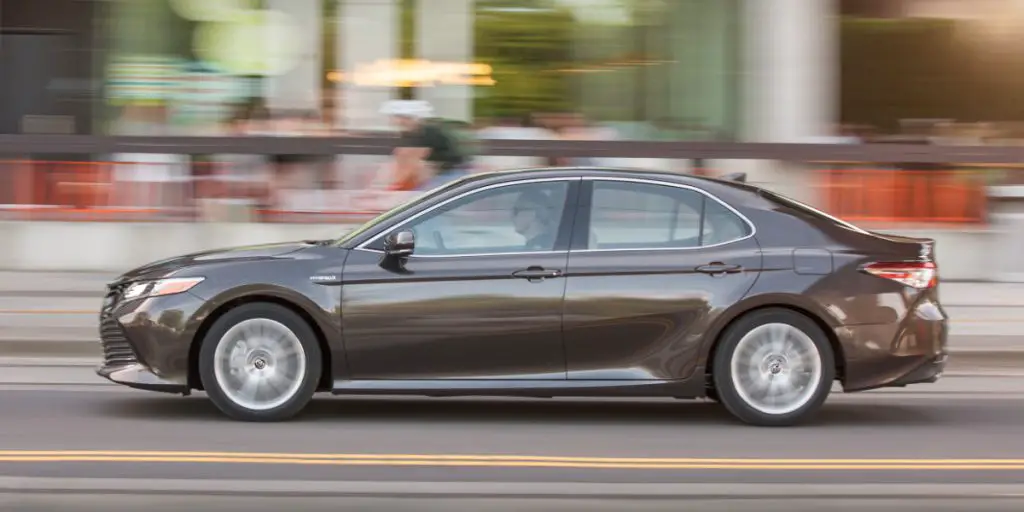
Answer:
[862,261,937,289]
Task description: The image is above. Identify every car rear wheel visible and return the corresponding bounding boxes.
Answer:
[198,303,322,422]
[712,308,835,426]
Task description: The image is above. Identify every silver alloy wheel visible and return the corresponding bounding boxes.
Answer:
[729,322,823,416]
[212,318,307,411]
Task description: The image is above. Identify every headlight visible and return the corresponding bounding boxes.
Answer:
[122,277,205,301]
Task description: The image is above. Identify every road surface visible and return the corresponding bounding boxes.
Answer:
[0,364,1023,510]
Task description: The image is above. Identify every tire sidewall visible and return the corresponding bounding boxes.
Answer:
[712,308,835,426]
[198,302,322,422]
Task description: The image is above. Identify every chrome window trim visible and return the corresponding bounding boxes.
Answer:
[354,174,759,258]
[355,176,581,254]
[357,248,565,259]
[577,176,757,252]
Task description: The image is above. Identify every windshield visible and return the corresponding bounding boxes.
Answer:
[333,177,469,246]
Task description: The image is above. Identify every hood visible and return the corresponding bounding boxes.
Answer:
[113,240,326,284]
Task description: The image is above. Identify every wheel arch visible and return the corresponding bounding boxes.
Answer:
[187,293,333,392]
[702,299,847,388]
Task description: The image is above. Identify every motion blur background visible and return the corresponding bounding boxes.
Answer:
[5,3,1024,510]
[1,0,1023,279]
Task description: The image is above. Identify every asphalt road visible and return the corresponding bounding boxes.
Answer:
[1,368,1024,510]
[4,494,1024,512]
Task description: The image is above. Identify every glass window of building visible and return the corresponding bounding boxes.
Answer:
[89,0,740,141]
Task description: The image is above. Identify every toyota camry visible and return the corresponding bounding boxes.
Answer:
[96,167,948,426]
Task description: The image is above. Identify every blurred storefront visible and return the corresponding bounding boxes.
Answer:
[14,0,1024,144]
[4,0,831,142]
[0,0,104,135]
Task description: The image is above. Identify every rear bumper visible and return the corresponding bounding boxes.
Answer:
[842,351,948,392]
[96,363,188,394]
[837,308,948,392]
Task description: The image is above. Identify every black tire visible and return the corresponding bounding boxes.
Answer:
[198,302,322,422]
[711,308,835,427]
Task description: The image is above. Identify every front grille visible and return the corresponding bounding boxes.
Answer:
[100,316,137,367]
[101,282,127,316]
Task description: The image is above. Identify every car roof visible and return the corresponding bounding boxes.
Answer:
[466,166,766,201]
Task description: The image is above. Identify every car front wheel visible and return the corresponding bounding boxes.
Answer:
[198,302,322,422]
[712,308,835,426]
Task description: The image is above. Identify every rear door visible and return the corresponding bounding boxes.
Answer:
[562,177,762,381]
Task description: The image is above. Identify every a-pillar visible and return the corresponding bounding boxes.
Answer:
[414,0,474,122]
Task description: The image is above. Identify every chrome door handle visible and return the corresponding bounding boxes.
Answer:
[696,263,743,275]
[512,267,563,280]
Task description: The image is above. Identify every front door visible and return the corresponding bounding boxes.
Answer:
[341,178,580,380]
[563,177,762,381]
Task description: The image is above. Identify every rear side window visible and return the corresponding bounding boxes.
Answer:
[585,181,752,250]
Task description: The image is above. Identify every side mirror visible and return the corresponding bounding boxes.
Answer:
[384,230,415,258]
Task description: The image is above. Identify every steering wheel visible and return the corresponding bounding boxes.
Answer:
[433,230,446,250]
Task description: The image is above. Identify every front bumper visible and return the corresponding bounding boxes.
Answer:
[96,287,206,392]
[889,353,947,386]
[96,363,188,394]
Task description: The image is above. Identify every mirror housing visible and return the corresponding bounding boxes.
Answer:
[383,230,415,258]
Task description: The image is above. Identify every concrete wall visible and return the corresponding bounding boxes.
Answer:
[0,222,343,272]
[0,220,994,280]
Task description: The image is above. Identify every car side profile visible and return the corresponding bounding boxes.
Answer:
[96,167,948,426]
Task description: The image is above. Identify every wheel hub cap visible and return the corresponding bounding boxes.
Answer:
[764,355,787,375]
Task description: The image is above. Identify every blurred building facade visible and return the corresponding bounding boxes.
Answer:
[7,0,1024,141]
[0,0,837,142]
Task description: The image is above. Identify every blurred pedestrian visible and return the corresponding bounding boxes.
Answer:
[379,100,470,191]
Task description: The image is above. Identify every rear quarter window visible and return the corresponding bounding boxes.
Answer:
[701,198,753,245]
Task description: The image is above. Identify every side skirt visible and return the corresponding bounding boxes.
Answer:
[329,377,705,399]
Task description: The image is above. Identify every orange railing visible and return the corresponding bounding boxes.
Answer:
[0,160,994,225]
[0,159,404,223]
[1,159,208,221]
[818,168,988,224]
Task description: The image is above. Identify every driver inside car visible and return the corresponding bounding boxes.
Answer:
[512,189,557,251]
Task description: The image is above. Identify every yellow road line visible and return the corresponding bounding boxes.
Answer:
[0,451,1022,470]
[5,450,1024,463]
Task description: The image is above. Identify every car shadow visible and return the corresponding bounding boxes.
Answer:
[100,393,950,427]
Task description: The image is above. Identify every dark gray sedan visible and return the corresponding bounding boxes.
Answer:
[96,167,948,426]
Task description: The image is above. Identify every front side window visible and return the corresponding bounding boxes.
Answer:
[392,181,570,256]
[586,181,749,250]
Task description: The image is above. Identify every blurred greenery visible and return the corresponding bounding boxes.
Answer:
[472,0,578,118]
